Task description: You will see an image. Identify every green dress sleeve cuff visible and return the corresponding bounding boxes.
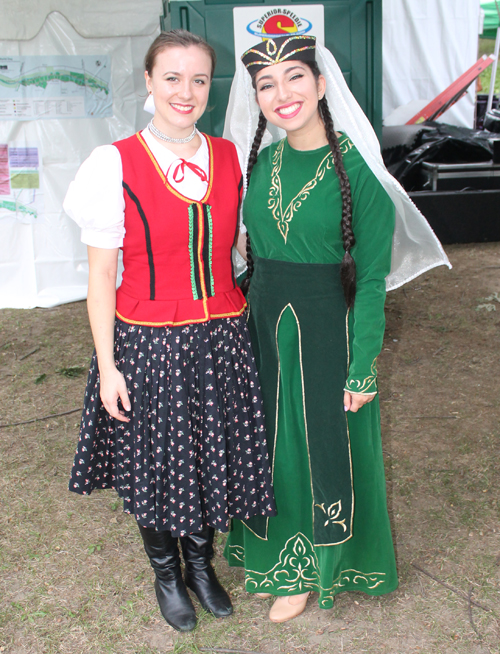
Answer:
[343,148,395,396]
[344,358,378,395]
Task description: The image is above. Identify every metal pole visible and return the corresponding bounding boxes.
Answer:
[487,1,500,113]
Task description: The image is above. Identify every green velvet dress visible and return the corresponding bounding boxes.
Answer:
[224,135,398,609]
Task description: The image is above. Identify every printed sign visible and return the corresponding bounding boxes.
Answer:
[0,143,42,223]
[233,5,325,63]
[10,147,40,189]
[0,144,9,195]
[0,55,112,120]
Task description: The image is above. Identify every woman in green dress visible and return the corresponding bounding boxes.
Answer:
[223,35,406,624]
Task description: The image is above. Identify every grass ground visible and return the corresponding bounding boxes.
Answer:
[0,242,499,653]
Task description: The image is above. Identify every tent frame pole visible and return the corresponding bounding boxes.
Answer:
[487,28,500,113]
[487,2,500,114]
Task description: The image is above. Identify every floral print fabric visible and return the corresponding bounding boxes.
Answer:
[69,317,276,536]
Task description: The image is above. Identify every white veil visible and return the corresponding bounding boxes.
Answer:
[224,41,451,291]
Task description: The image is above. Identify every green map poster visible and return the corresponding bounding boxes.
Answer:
[0,55,112,120]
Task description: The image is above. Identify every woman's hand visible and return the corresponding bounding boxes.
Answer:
[99,366,131,422]
[344,391,375,413]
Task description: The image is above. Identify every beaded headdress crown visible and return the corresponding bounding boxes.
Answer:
[241,35,316,77]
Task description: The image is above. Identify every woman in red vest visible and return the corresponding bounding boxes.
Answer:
[64,30,276,632]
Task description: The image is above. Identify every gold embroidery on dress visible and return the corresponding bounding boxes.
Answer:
[315,500,347,531]
[346,357,378,393]
[268,137,354,242]
[245,533,319,593]
[227,544,245,563]
[243,532,386,595]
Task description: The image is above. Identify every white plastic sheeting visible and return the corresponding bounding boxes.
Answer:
[0,0,161,40]
[0,7,160,308]
[383,0,481,128]
[1,2,477,307]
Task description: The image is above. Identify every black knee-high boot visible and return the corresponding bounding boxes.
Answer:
[138,524,197,632]
[180,527,233,618]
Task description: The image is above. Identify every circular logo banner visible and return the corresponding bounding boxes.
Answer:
[246,9,312,40]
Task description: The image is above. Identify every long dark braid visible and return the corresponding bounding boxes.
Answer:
[318,95,356,308]
[240,111,267,296]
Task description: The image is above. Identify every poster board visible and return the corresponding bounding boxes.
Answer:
[0,8,159,309]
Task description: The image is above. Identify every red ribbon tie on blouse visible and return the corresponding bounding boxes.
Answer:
[171,159,208,183]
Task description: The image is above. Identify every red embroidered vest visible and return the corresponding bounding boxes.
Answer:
[113,133,246,326]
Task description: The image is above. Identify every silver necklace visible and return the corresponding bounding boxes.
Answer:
[148,119,197,144]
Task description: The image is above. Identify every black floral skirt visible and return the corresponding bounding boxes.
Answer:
[69,316,276,536]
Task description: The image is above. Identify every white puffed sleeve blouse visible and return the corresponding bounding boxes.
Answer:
[63,128,210,249]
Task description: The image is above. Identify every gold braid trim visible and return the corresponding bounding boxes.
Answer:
[345,357,378,394]
[268,136,354,242]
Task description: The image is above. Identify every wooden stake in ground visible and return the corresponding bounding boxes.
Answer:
[412,563,490,612]
[468,585,484,640]
[0,408,82,429]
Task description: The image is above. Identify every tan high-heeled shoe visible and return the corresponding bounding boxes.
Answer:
[269,592,310,623]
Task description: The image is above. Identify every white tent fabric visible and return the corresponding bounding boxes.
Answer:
[0,0,161,39]
[0,8,160,308]
[0,2,474,308]
[383,0,481,128]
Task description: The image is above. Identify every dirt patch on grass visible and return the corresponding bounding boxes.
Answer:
[0,243,499,654]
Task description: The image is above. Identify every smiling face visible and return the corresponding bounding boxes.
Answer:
[254,60,326,138]
[145,45,212,137]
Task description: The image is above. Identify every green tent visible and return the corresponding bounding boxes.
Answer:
[481,0,500,39]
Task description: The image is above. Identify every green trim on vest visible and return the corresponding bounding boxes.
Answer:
[206,205,215,297]
[187,204,199,301]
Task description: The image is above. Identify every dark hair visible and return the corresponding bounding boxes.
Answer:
[240,111,267,296]
[144,30,217,80]
[242,59,356,308]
